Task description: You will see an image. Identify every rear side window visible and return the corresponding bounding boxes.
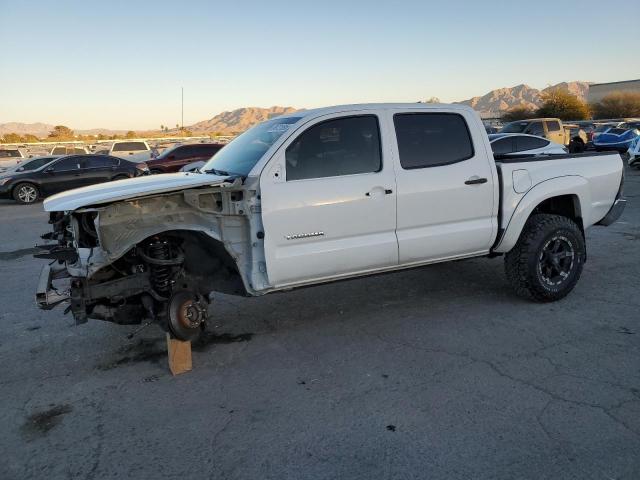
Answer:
[286,115,381,181]
[515,136,549,152]
[86,155,119,168]
[0,150,21,158]
[393,113,474,169]
[112,142,148,152]
[546,121,561,132]
[491,137,514,155]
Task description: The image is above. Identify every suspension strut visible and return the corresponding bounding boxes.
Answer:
[139,237,185,299]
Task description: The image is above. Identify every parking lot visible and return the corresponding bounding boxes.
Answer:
[0,168,638,479]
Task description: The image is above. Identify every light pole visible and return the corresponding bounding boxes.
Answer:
[181,87,184,131]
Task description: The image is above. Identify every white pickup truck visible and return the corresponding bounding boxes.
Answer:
[35,104,626,341]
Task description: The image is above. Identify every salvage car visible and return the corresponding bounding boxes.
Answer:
[0,154,148,204]
[35,104,626,342]
[489,134,567,157]
[593,126,640,153]
[146,143,224,174]
[500,118,588,152]
[0,148,26,172]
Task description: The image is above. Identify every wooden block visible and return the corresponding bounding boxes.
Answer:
[166,333,192,376]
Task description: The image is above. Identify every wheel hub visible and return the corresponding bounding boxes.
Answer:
[168,291,207,341]
[18,186,37,203]
[538,235,575,287]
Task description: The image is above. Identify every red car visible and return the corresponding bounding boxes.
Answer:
[146,143,224,174]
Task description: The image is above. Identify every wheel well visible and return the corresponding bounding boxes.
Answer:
[531,195,583,233]
[143,230,247,296]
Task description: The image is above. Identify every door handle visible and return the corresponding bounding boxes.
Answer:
[465,177,487,185]
[366,188,393,197]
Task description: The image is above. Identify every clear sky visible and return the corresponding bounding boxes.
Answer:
[1,0,637,130]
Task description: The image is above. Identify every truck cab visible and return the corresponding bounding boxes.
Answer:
[35,104,625,341]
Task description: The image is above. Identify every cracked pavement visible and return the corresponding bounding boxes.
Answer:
[1,167,639,479]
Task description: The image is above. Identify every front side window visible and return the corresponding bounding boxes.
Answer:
[52,157,80,171]
[501,122,529,134]
[546,121,561,132]
[526,122,544,136]
[286,115,381,181]
[394,113,474,169]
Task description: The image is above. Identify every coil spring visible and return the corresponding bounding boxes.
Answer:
[147,240,172,295]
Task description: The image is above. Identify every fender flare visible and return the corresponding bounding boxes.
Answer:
[493,175,590,253]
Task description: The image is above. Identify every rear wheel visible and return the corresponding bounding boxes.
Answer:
[12,182,39,204]
[505,214,585,302]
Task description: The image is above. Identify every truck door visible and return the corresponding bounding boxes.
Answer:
[390,110,497,264]
[260,112,398,287]
[545,120,564,144]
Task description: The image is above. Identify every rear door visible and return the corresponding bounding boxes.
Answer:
[260,111,398,286]
[390,109,497,264]
[81,155,119,185]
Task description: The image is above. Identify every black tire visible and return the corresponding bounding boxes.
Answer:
[12,182,39,204]
[111,174,129,181]
[505,214,585,302]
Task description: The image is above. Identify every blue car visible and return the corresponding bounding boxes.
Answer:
[594,124,640,153]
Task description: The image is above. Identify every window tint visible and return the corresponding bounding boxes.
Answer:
[546,121,561,132]
[501,122,529,134]
[86,155,118,168]
[515,136,549,152]
[286,115,381,181]
[52,157,80,171]
[526,122,544,136]
[51,147,67,155]
[393,113,474,169]
[0,150,21,158]
[112,142,148,152]
[22,157,56,170]
[198,144,222,157]
[491,137,514,154]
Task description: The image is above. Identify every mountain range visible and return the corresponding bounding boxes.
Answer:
[456,81,590,118]
[0,81,592,138]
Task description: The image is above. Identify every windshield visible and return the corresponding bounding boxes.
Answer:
[501,122,529,134]
[202,116,302,176]
[16,156,57,171]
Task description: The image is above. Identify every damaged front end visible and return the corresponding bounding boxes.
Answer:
[35,181,263,340]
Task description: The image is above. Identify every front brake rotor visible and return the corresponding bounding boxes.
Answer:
[168,290,207,341]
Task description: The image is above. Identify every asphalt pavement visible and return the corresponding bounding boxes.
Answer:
[1,168,639,479]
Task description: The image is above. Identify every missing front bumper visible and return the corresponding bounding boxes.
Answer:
[35,264,71,310]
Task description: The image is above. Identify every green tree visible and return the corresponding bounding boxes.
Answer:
[501,105,536,122]
[48,125,74,139]
[23,134,40,142]
[2,133,24,143]
[423,97,441,103]
[535,89,590,120]
[125,130,137,139]
[590,91,640,119]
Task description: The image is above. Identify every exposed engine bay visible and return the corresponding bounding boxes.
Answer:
[35,181,268,340]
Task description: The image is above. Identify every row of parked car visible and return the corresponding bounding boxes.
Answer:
[485,117,640,165]
[2,115,639,205]
[0,141,225,204]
